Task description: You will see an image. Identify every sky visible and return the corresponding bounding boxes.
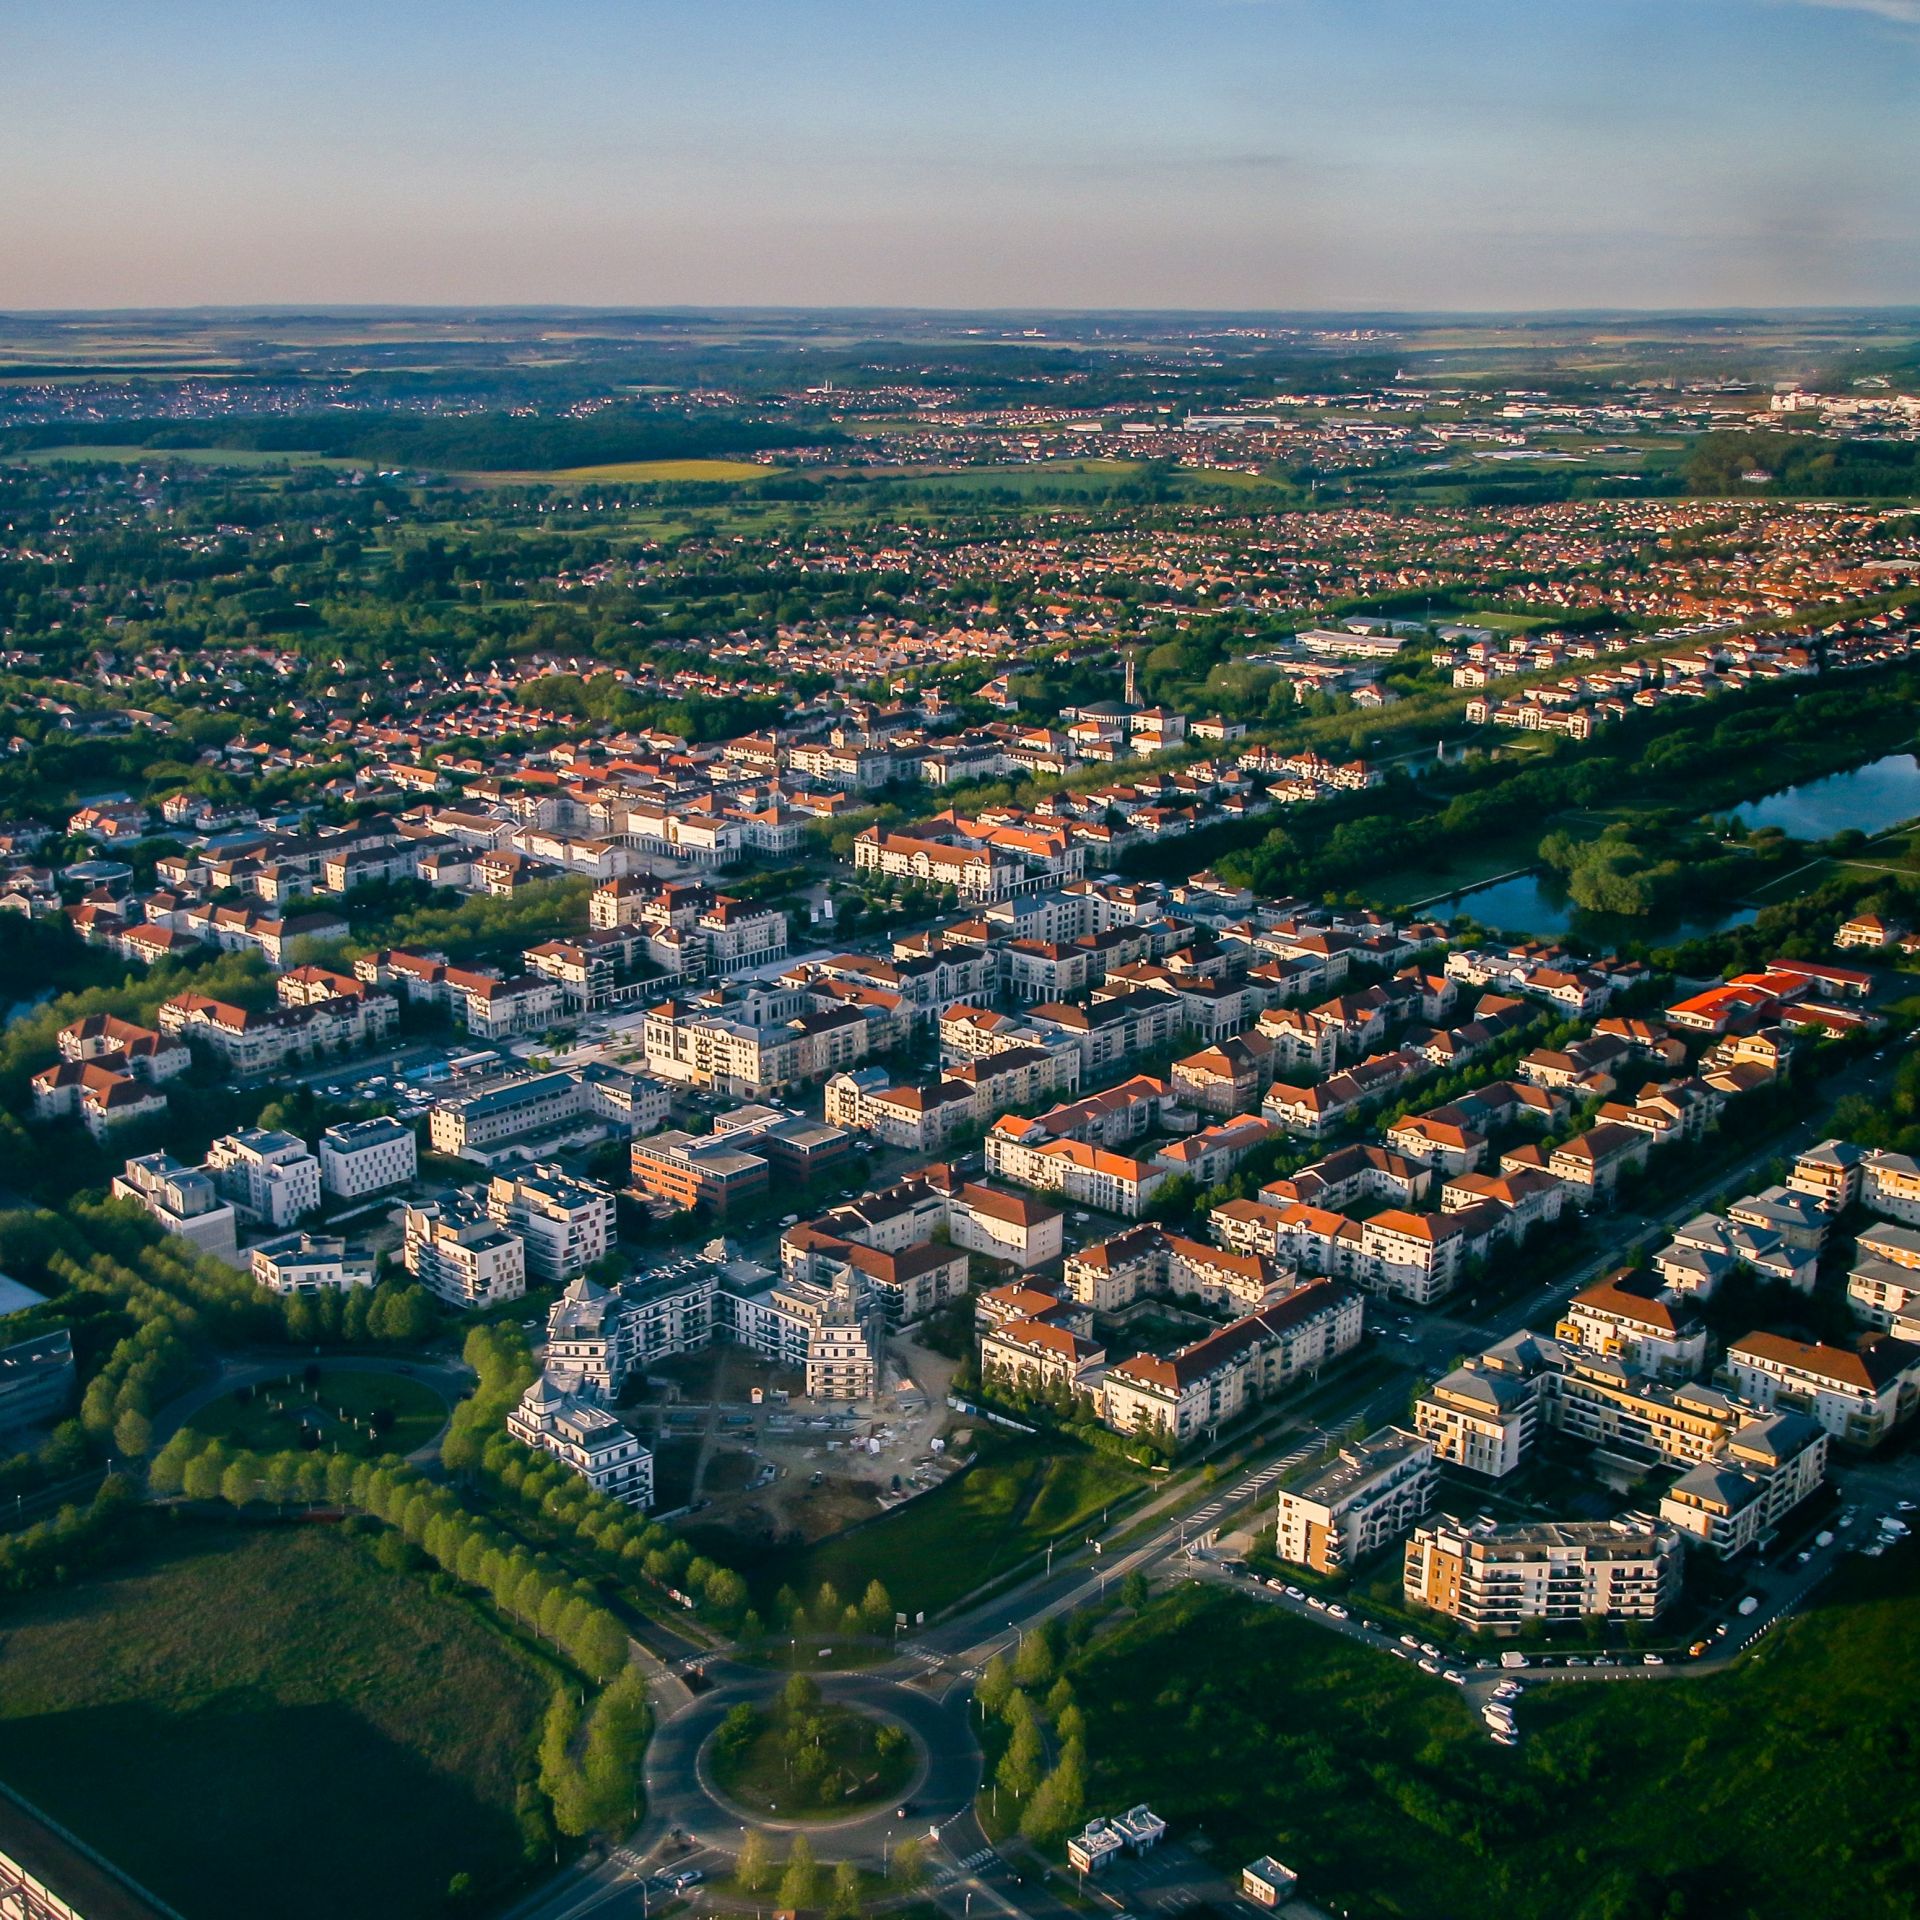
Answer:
[1,0,1917,312]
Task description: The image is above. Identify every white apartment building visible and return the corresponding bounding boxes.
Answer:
[544,1263,715,1395]
[318,1116,418,1201]
[1275,1426,1435,1574]
[1864,1149,1920,1225]
[486,1165,616,1284]
[508,1371,654,1508]
[1723,1331,1920,1449]
[249,1231,377,1295]
[402,1194,528,1309]
[205,1129,323,1230]
[111,1152,239,1265]
[1414,1361,1541,1479]
[1405,1514,1683,1633]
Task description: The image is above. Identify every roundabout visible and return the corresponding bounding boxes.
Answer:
[643,1660,982,1860]
[704,1685,921,1823]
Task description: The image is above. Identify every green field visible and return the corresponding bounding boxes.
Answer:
[185,1367,449,1462]
[15,443,363,471]
[753,1439,1144,1622]
[0,1523,555,1920]
[1075,1548,1920,1920]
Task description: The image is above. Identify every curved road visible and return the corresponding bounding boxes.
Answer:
[640,1659,982,1860]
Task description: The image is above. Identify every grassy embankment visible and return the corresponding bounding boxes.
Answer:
[0,1523,556,1920]
[747,1437,1143,1624]
[1074,1544,1920,1920]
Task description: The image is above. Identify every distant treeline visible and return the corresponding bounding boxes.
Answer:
[1686,430,1920,499]
[0,406,838,472]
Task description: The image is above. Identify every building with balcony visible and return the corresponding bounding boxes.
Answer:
[1405,1514,1682,1633]
[1274,1425,1434,1572]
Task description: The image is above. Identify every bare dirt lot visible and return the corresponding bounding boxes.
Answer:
[621,1331,966,1549]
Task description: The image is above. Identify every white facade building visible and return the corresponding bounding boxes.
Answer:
[318,1117,418,1200]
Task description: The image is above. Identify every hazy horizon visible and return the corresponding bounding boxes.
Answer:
[4,0,1918,312]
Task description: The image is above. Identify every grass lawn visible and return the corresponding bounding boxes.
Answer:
[185,1367,449,1461]
[751,1438,1144,1621]
[0,1520,555,1920]
[1074,1549,1920,1920]
[710,1699,915,1820]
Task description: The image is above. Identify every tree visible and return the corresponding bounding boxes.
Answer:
[997,1712,1044,1801]
[784,1670,822,1716]
[777,1835,819,1911]
[828,1860,862,1919]
[112,1406,152,1457]
[976,1651,1013,1717]
[736,1829,774,1894]
[859,1577,894,1633]
[1121,1570,1150,1611]
[1013,1624,1056,1689]
[890,1837,926,1890]
[181,1439,230,1501]
[1020,1741,1087,1847]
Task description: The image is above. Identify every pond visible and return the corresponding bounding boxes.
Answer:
[1438,869,1757,945]
[1729,751,1920,842]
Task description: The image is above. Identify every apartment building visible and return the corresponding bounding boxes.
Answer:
[486,1166,616,1284]
[1063,1224,1169,1312]
[249,1232,376,1295]
[1659,1411,1828,1557]
[318,1116,418,1201]
[1547,1122,1651,1208]
[1405,1514,1682,1633]
[1416,1329,1753,1477]
[783,1222,970,1324]
[981,1313,1107,1399]
[426,1068,657,1161]
[507,1373,654,1508]
[945,1184,1065,1269]
[1021,986,1186,1076]
[1171,1033,1277,1116]
[1722,1331,1920,1449]
[544,1263,716,1395]
[1787,1138,1866,1213]
[1556,1275,1709,1381]
[640,990,872,1099]
[55,1013,190,1081]
[1101,1283,1364,1448]
[30,1057,170,1139]
[112,1153,240,1263]
[158,987,395,1077]
[1414,1358,1541,1479]
[1863,1148,1920,1225]
[1275,1426,1435,1573]
[204,1129,322,1229]
[984,1119,1169,1218]
[1849,1221,1920,1329]
[401,1193,528,1309]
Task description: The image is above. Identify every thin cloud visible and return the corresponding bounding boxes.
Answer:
[1773,0,1920,21]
